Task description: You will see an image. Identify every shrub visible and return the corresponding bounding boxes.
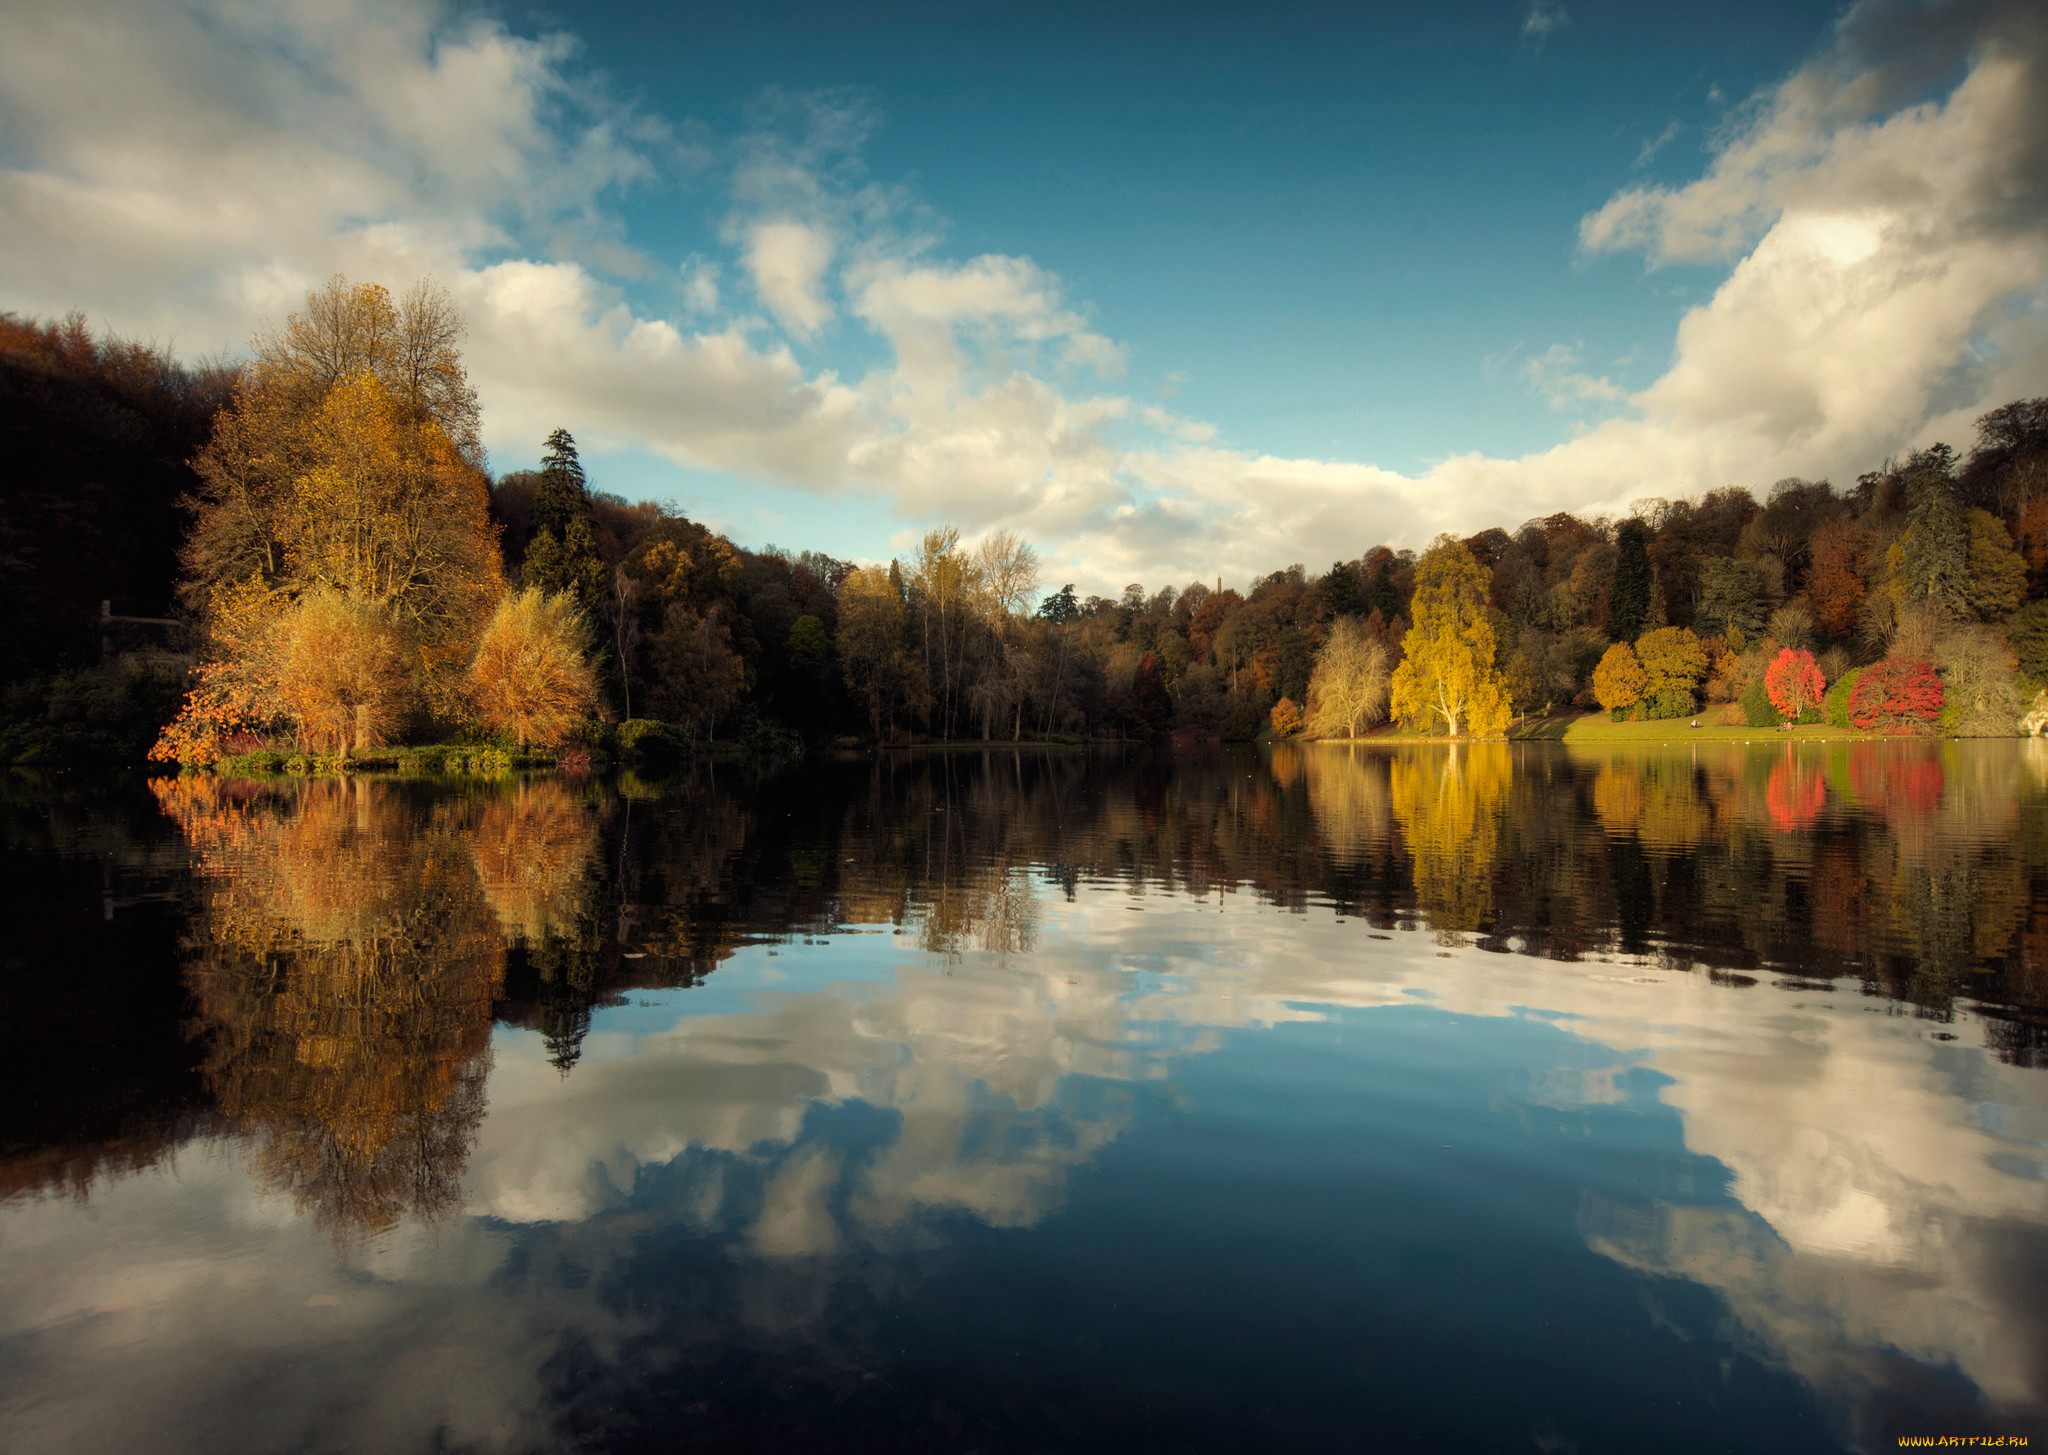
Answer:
[1270,696,1305,736]
[1221,699,1263,742]
[1848,658,1943,733]
[1641,688,1696,720]
[1738,673,1779,728]
[617,718,689,767]
[1824,667,1862,728]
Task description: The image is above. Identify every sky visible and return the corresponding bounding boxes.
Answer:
[2,0,2045,596]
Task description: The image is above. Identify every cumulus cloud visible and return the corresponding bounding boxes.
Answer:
[744,220,835,335]
[1,0,2045,593]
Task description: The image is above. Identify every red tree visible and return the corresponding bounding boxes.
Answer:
[1847,659,1943,733]
[1764,647,1825,725]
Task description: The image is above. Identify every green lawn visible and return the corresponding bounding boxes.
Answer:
[1512,713,1860,743]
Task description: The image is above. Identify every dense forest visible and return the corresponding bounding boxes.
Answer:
[4,276,2048,765]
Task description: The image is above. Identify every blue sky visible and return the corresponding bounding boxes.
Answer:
[562,0,1838,464]
[2,0,2043,592]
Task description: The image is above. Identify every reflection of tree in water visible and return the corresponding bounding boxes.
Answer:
[1388,744,1510,944]
[151,776,505,1240]
[464,780,608,1070]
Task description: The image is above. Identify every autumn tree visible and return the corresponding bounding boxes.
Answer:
[1388,536,1510,736]
[837,566,923,737]
[166,277,503,749]
[1633,627,1708,699]
[1305,616,1391,737]
[1963,508,2026,621]
[1764,647,1825,725]
[1849,659,1943,733]
[469,589,599,750]
[646,603,748,741]
[1807,518,1865,637]
[1592,642,1648,712]
[275,589,409,754]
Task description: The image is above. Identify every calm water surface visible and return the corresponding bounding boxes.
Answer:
[4,741,2048,1453]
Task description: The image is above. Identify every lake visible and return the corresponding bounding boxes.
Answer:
[3,740,2046,1453]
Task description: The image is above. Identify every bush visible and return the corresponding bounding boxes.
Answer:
[1849,658,1943,733]
[618,718,690,767]
[1221,699,1263,742]
[1738,673,1779,728]
[0,660,190,766]
[738,718,804,761]
[1269,696,1304,736]
[1824,667,1862,728]
[1641,688,1696,720]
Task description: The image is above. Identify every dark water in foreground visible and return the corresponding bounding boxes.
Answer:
[3,740,2048,1453]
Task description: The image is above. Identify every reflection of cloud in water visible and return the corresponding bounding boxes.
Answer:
[9,749,2048,1448]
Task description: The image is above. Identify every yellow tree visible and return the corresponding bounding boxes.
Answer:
[1593,643,1648,711]
[275,588,409,755]
[285,371,503,703]
[1305,615,1390,737]
[1633,626,1707,698]
[838,566,925,737]
[1388,536,1510,736]
[469,589,599,750]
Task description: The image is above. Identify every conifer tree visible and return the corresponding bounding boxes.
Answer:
[1607,519,1653,642]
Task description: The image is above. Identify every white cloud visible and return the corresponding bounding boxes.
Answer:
[0,0,2044,594]
[743,220,835,335]
[1633,120,1684,169]
[1522,1,1569,47]
[1522,343,1628,410]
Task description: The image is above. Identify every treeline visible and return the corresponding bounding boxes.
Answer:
[6,277,2048,761]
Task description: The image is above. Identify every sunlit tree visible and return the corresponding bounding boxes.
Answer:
[1389,536,1510,736]
[275,588,408,754]
[1592,642,1647,712]
[469,588,599,750]
[1305,616,1390,737]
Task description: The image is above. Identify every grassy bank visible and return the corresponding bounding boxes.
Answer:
[1511,713,1866,744]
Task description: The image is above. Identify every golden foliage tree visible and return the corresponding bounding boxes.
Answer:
[838,566,926,737]
[275,588,409,755]
[163,276,502,756]
[1592,642,1648,711]
[1389,536,1510,736]
[469,589,600,749]
[1306,615,1391,737]
[1964,508,2027,622]
[1634,626,1708,697]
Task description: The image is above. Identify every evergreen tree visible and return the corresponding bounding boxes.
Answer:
[532,428,590,542]
[1036,584,1080,624]
[1607,519,1653,642]
[1320,560,1365,618]
[1369,560,1401,619]
[1886,446,1969,616]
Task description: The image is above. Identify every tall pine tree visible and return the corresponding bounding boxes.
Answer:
[532,427,591,542]
[1607,519,1653,643]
